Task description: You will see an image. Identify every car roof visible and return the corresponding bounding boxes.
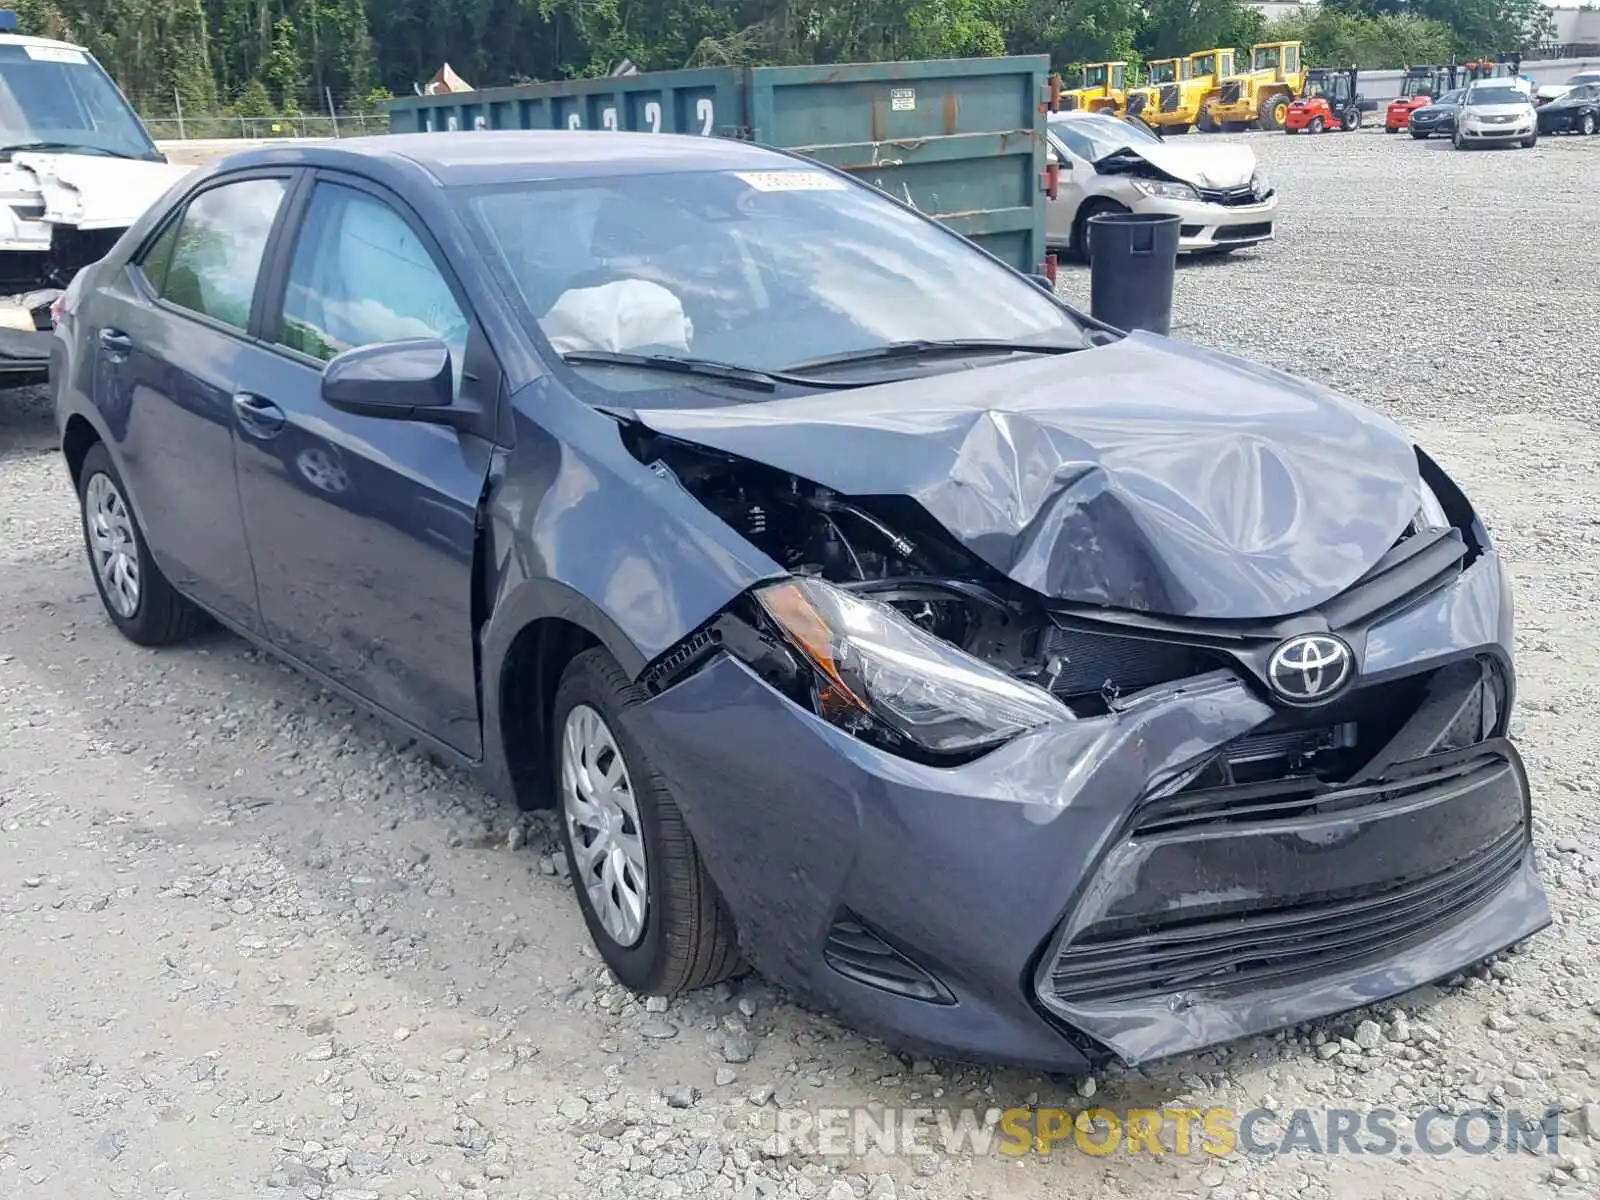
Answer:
[0,31,90,52]
[209,131,805,188]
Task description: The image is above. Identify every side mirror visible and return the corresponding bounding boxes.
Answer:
[322,338,455,422]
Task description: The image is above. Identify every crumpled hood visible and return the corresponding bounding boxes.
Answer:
[6,152,192,229]
[635,333,1423,621]
[1098,140,1256,190]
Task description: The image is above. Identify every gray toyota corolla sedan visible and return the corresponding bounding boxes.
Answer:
[49,131,1548,1071]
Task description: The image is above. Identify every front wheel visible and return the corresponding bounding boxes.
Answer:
[1453,130,1467,150]
[1072,198,1130,264]
[1521,133,1538,148]
[1581,113,1596,135]
[77,442,209,646]
[1309,116,1325,134]
[552,646,741,996]
[1257,95,1288,131]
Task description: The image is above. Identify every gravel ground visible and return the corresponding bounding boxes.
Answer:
[3,127,1600,1200]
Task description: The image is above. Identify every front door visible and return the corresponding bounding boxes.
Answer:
[231,174,495,756]
[89,173,293,632]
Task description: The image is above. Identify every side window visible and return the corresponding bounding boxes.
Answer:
[277,182,469,392]
[154,178,286,331]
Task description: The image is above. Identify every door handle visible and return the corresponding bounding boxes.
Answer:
[98,328,132,357]
[232,391,286,438]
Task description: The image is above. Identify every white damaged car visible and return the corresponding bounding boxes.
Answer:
[1045,111,1276,262]
[0,26,192,383]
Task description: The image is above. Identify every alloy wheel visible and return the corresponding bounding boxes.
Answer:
[560,703,650,948]
[85,472,140,618]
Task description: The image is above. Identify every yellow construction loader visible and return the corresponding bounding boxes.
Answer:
[1125,57,1189,122]
[1143,48,1237,134]
[1059,61,1130,114]
[1208,41,1308,131]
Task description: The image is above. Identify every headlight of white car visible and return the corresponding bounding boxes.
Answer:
[1131,178,1200,202]
[1416,479,1451,532]
[1250,169,1270,199]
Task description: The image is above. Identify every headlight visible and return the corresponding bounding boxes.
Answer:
[1132,178,1200,201]
[755,576,1069,756]
[1415,479,1451,532]
[1250,169,1270,199]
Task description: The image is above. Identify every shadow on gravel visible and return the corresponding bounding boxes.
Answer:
[0,383,57,457]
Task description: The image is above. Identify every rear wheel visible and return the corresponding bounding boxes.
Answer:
[1072,198,1130,264]
[1581,113,1597,135]
[552,647,740,996]
[1257,94,1289,131]
[1344,108,1363,131]
[1309,116,1325,134]
[77,442,209,647]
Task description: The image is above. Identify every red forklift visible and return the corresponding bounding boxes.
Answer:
[1385,64,1458,132]
[1284,67,1361,133]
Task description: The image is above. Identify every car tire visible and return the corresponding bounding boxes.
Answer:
[1386,124,1398,133]
[1309,116,1324,133]
[1453,130,1466,149]
[1072,198,1130,264]
[551,646,741,996]
[1521,132,1537,148]
[76,442,210,647]
[1257,95,1288,131]
[1345,108,1363,131]
[1582,113,1597,135]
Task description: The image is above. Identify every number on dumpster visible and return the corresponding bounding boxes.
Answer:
[644,101,662,133]
[473,115,486,130]
[697,97,714,135]
[567,113,582,130]
[446,114,459,131]
[602,106,618,131]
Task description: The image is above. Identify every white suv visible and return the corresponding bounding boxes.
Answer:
[1454,80,1538,149]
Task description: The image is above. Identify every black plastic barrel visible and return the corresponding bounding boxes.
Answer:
[1087,211,1180,336]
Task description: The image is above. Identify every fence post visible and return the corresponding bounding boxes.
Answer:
[173,89,186,139]
[326,87,340,137]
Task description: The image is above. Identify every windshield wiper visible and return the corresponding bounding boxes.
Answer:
[783,338,1087,372]
[560,350,869,391]
[0,141,145,160]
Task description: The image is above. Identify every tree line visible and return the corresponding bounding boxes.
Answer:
[13,0,1555,119]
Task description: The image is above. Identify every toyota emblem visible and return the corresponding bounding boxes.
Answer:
[1266,634,1354,704]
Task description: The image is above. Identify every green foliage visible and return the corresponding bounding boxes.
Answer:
[10,0,1566,118]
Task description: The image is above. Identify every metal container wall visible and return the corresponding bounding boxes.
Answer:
[381,56,1053,273]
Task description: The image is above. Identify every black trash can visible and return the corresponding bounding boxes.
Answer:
[1087,211,1181,336]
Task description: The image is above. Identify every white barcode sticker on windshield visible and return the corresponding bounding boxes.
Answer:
[734,170,846,192]
[25,45,88,64]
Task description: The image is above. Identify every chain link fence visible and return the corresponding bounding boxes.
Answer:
[138,112,391,141]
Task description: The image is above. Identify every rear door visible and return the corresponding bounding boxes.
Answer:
[88,171,295,632]
[229,171,498,756]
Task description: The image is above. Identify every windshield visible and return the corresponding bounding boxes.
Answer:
[0,42,160,160]
[1401,76,1433,98]
[1049,113,1160,161]
[1149,61,1177,84]
[1467,86,1526,106]
[463,167,1086,392]
[1083,64,1107,88]
[1253,47,1280,70]
[1191,53,1216,78]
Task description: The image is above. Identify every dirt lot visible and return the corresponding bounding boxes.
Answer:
[3,128,1600,1200]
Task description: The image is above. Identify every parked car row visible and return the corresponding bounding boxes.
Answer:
[1406,73,1600,146]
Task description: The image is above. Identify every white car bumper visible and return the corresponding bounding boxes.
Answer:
[1134,193,1278,253]
[1459,119,1535,142]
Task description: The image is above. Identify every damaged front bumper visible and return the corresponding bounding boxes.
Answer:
[0,321,53,384]
[621,549,1548,1070]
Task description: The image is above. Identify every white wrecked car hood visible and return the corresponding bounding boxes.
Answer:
[3,152,192,231]
[1100,140,1257,190]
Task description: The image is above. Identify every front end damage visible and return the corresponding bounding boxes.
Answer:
[609,389,1549,1070]
[0,152,191,384]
